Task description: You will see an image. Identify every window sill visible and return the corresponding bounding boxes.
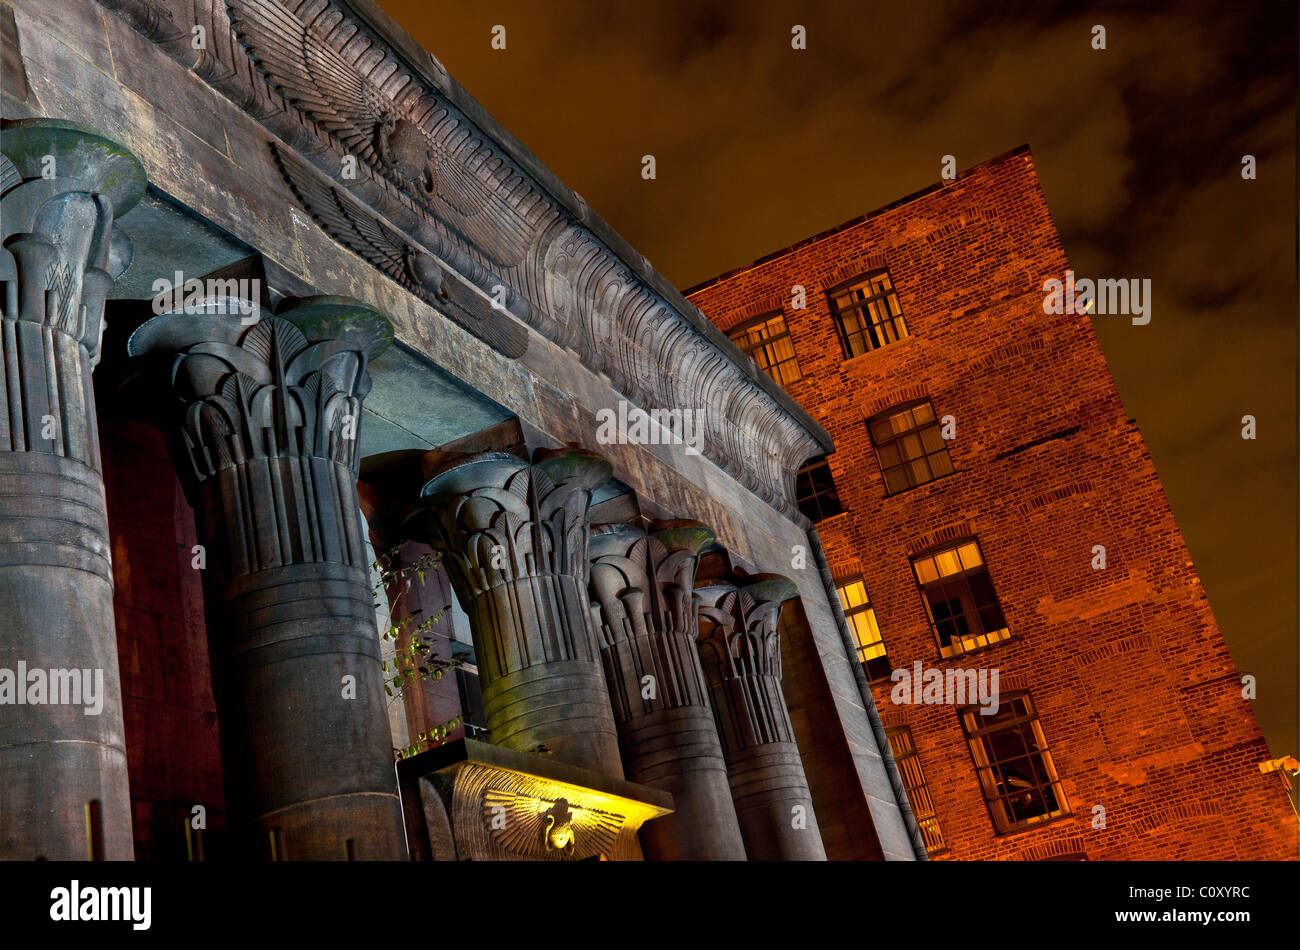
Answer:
[990,811,1076,840]
[808,508,851,527]
[935,633,1014,663]
[840,334,917,370]
[882,468,961,500]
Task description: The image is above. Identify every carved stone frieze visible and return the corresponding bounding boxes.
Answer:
[397,739,672,861]
[270,142,528,357]
[96,0,828,517]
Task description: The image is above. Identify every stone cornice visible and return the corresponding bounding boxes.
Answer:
[94,0,832,518]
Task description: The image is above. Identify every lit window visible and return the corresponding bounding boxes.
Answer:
[961,693,1070,833]
[727,312,801,387]
[910,539,1009,658]
[835,577,889,681]
[868,400,954,494]
[886,727,946,853]
[795,456,843,521]
[827,269,909,358]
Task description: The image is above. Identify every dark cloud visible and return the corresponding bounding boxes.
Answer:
[388,0,1297,754]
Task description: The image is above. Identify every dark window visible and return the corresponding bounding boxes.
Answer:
[886,727,947,853]
[795,456,843,521]
[911,539,1009,658]
[827,269,909,358]
[836,577,890,681]
[453,649,489,738]
[961,693,1070,833]
[868,400,954,494]
[727,312,801,387]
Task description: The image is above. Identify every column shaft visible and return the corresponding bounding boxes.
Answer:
[128,295,404,859]
[0,119,144,860]
[589,521,746,860]
[697,575,827,860]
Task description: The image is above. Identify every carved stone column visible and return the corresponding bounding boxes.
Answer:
[588,520,747,860]
[0,119,144,860]
[127,295,405,859]
[410,448,623,777]
[696,573,827,860]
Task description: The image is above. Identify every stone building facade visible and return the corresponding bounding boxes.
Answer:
[687,147,1298,860]
[0,0,925,861]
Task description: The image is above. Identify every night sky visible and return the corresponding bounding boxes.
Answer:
[381,0,1297,755]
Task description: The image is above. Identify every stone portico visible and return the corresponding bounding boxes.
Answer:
[0,0,924,861]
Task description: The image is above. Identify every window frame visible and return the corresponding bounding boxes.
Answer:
[867,399,956,495]
[794,455,844,522]
[826,268,910,359]
[726,311,802,387]
[959,692,1071,835]
[909,537,1011,659]
[834,575,891,682]
[885,726,948,854]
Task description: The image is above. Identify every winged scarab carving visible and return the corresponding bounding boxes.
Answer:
[227,0,537,267]
[271,142,528,358]
[482,789,624,860]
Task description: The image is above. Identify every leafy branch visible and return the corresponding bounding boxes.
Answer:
[371,545,467,760]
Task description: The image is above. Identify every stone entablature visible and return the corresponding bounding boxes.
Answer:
[92,0,830,519]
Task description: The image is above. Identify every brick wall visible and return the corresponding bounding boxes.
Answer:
[688,147,1297,860]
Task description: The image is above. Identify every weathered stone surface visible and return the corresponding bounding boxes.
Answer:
[0,118,143,860]
[587,519,746,860]
[126,294,405,859]
[696,572,827,860]
[410,448,624,777]
[85,0,831,519]
[4,0,921,861]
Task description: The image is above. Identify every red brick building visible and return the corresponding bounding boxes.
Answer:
[686,146,1297,860]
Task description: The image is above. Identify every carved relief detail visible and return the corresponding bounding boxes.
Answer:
[101,0,825,516]
[695,574,800,750]
[127,294,391,574]
[587,520,716,720]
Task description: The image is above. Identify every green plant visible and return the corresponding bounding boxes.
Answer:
[371,545,466,759]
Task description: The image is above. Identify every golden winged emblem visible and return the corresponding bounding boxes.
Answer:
[482,789,624,860]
